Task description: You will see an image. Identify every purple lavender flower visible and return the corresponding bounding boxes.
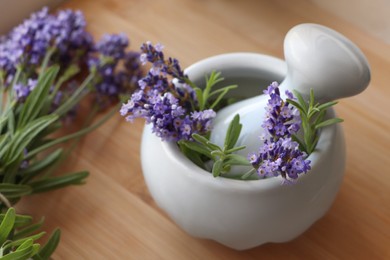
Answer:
[96,33,128,60]
[0,7,93,79]
[0,37,16,77]
[13,79,38,102]
[7,7,51,66]
[120,42,215,141]
[261,82,301,139]
[49,9,93,64]
[140,41,186,81]
[88,34,142,106]
[250,82,311,183]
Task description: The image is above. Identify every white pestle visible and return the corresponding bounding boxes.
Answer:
[209,24,370,175]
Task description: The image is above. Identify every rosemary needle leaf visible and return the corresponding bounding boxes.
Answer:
[36,229,61,260]
[315,118,344,129]
[0,207,15,245]
[212,159,223,177]
[29,171,89,194]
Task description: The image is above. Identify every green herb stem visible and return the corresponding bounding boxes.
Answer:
[26,103,119,160]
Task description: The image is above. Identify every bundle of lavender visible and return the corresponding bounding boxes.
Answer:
[121,43,343,184]
[0,7,141,259]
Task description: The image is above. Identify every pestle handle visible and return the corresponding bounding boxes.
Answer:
[279,23,370,102]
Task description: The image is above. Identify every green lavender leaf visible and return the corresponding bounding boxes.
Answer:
[209,85,237,110]
[35,229,61,260]
[224,114,242,149]
[50,64,80,100]
[178,140,212,157]
[0,133,10,163]
[203,71,224,103]
[241,168,257,180]
[0,213,32,229]
[178,142,206,169]
[19,149,63,180]
[194,88,204,110]
[0,184,32,199]
[0,207,15,245]
[313,109,327,126]
[315,118,344,129]
[26,104,119,160]
[3,114,58,170]
[192,133,210,145]
[53,72,94,117]
[286,99,305,115]
[7,110,15,137]
[208,85,237,98]
[292,90,308,111]
[225,145,246,154]
[289,88,343,155]
[0,209,59,260]
[224,154,251,166]
[210,150,224,158]
[1,239,40,260]
[190,70,236,111]
[212,159,223,177]
[317,100,338,111]
[29,171,89,193]
[18,66,60,128]
[13,218,45,240]
[3,232,45,251]
[309,88,315,109]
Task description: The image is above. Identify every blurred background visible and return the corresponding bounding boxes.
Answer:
[1,0,389,45]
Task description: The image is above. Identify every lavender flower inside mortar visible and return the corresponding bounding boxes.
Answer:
[247,82,311,184]
[120,42,217,141]
[121,42,342,184]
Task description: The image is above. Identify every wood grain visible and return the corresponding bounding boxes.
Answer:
[17,0,390,259]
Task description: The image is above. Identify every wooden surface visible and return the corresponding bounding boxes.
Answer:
[17,0,390,259]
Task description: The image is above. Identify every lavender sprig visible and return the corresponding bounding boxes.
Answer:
[0,7,142,258]
[0,7,93,79]
[0,7,142,112]
[121,42,235,142]
[88,33,142,108]
[248,82,311,183]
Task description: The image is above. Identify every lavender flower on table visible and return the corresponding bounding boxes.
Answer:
[249,82,311,183]
[8,7,51,67]
[0,7,145,258]
[121,42,216,141]
[49,8,93,64]
[0,7,93,71]
[0,7,93,84]
[0,7,142,113]
[88,34,143,107]
[13,79,38,102]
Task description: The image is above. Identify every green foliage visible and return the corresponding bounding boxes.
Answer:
[287,89,344,154]
[0,208,60,260]
[179,114,250,177]
[179,84,344,179]
[0,65,119,210]
[190,71,237,111]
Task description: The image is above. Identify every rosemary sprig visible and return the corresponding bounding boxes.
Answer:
[192,71,237,111]
[287,89,344,154]
[179,114,250,177]
[0,208,60,259]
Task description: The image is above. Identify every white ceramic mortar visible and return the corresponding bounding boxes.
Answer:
[141,53,346,250]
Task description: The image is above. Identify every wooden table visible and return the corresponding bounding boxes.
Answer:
[17,0,390,258]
